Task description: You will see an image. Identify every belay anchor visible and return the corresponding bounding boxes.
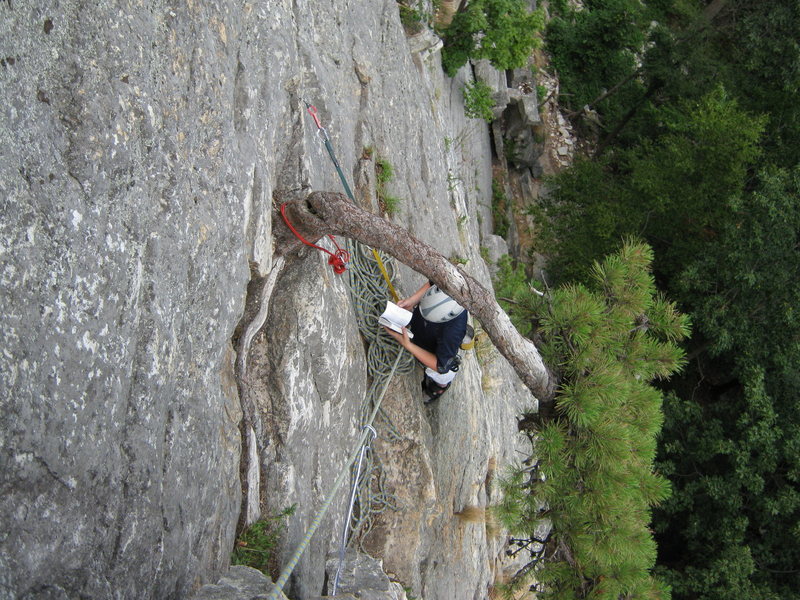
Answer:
[279,100,353,275]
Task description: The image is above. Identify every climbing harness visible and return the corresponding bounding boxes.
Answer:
[279,202,350,274]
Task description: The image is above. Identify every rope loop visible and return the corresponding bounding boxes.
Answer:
[280,201,349,274]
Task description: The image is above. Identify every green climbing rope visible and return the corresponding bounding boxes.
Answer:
[344,241,416,546]
[267,100,417,597]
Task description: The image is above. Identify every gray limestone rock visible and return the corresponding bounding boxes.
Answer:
[483,234,511,276]
[473,59,510,119]
[244,256,367,600]
[502,86,543,169]
[191,566,288,600]
[2,1,246,598]
[325,551,407,600]
[1,0,539,599]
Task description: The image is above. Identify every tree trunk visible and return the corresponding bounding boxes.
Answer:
[594,82,661,158]
[276,190,557,406]
[703,0,728,22]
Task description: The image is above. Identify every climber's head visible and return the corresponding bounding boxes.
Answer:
[419,285,465,323]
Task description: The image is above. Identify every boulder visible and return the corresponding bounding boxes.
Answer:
[191,566,288,600]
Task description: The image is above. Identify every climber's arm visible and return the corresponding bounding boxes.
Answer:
[383,326,438,371]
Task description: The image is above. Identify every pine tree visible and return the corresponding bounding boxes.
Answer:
[496,241,689,598]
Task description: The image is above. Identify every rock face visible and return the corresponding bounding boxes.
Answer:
[1,2,248,598]
[1,0,537,599]
[192,567,289,600]
[324,551,407,600]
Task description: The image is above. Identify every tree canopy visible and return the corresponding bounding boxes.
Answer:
[439,0,545,76]
[533,1,800,597]
[495,241,689,598]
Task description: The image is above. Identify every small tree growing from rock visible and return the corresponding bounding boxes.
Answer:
[276,193,688,598]
[439,0,545,76]
[276,190,556,404]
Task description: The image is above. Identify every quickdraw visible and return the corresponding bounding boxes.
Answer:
[278,100,352,275]
[305,100,400,298]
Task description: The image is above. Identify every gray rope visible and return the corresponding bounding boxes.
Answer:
[267,351,404,600]
[266,241,414,598]
[345,240,415,548]
[333,425,377,596]
[265,100,415,597]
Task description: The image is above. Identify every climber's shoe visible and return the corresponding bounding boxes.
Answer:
[422,375,451,404]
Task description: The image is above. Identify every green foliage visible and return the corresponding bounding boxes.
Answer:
[539,87,765,284]
[462,80,495,123]
[535,2,800,598]
[545,0,648,116]
[675,166,800,360]
[490,178,510,238]
[544,0,799,161]
[382,194,401,216]
[654,166,800,600]
[496,241,689,598]
[375,156,394,186]
[535,156,630,284]
[231,505,296,575]
[402,586,419,600]
[494,254,542,339]
[654,363,798,600]
[375,156,401,216]
[440,0,544,76]
[625,87,765,275]
[503,138,519,164]
[705,0,800,168]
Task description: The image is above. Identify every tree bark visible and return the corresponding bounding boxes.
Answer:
[703,0,728,22]
[276,190,557,405]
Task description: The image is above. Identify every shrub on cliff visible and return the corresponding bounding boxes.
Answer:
[463,80,495,122]
[439,0,545,76]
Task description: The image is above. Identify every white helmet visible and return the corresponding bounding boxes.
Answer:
[419,285,465,323]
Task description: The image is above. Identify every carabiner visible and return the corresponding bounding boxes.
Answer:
[306,103,323,130]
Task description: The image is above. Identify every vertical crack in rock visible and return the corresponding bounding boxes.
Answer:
[233,54,248,135]
[232,256,287,531]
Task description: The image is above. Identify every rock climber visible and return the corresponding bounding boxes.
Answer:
[383,281,468,402]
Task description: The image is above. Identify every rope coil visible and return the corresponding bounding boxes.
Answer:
[266,99,413,599]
